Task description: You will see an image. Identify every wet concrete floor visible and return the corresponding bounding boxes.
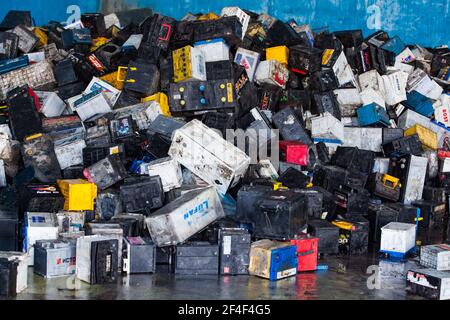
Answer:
[13,253,425,300]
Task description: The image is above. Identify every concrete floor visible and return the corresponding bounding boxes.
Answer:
[12,253,425,300]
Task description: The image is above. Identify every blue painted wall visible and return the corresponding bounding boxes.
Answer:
[1,0,448,47]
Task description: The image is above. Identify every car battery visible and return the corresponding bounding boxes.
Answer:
[0,257,18,298]
[357,103,391,127]
[218,228,251,275]
[169,120,250,194]
[382,128,404,145]
[57,81,85,101]
[54,59,78,87]
[289,45,323,75]
[0,197,19,252]
[272,107,312,145]
[121,62,160,98]
[220,6,250,38]
[368,173,401,202]
[388,155,428,204]
[174,242,219,275]
[380,222,416,256]
[85,223,124,270]
[234,48,260,81]
[34,91,66,118]
[21,134,61,183]
[249,239,298,281]
[11,25,39,53]
[255,60,289,89]
[266,46,289,66]
[404,124,438,150]
[57,211,85,233]
[367,203,399,243]
[61,28,92,50]
[334,29,363,48]
[201,112,233,136]
[382,135,423,157]
[172,45,207,83]
[293,189,323,219]
[333,215,369,255]
[279,141,309,166]
[420,244,450,271]
[83,119,112,146]
[26,212,58,228]
[84,77,121,106]
[27,196,64,214]
[146,186,225,247]
[123,237,156,274]
[311,91,341,120]
[169,80,237,114]
[0,32,19,60]
[0,60,56,100]
[265,20,304,47]
[109,116,136,142]
[313,165,348,193]
[34,239,76,278]
[311,112,344,142]
[72,90,112,122]
[95,191,122,221]
[110,213,146,237]
[412,200,446,230]
[0,252,27,295]
[81,13,107,38]
[0,56,29,75]
[24,223,59,266]
[147,115,186,141]
[332,147,375,176]
[290,235,319,272]
[279,167,311,189]
[120,175,164,213]
[142,133,171,159]
[194,38,230,62]
[7,87,42,141]
[403,91,435,118]
[84,154,128,190]
[54,138,86,170]
[138,20,174,63]
[310,70,339,92]
[76,235,118,285]
[236,184,273,223]
[82,144,125,168]
[193,16,243,46]
[256,84,282,113]
[342,127,383,153]
[334,185,370,215]
[333,88,361,117]
[171,19,196,48]
[385,202,420,225]
[140,157,182,192]
[205,60,234,80]
[62,166,84,179]
[316,142,331,164]
[423,186,446,204]
[57,179,98,211]
[406,268,450,300]
[256,160,279,180]
[247,189,308,240]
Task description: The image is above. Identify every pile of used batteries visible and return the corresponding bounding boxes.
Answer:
[0,7,450,298]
